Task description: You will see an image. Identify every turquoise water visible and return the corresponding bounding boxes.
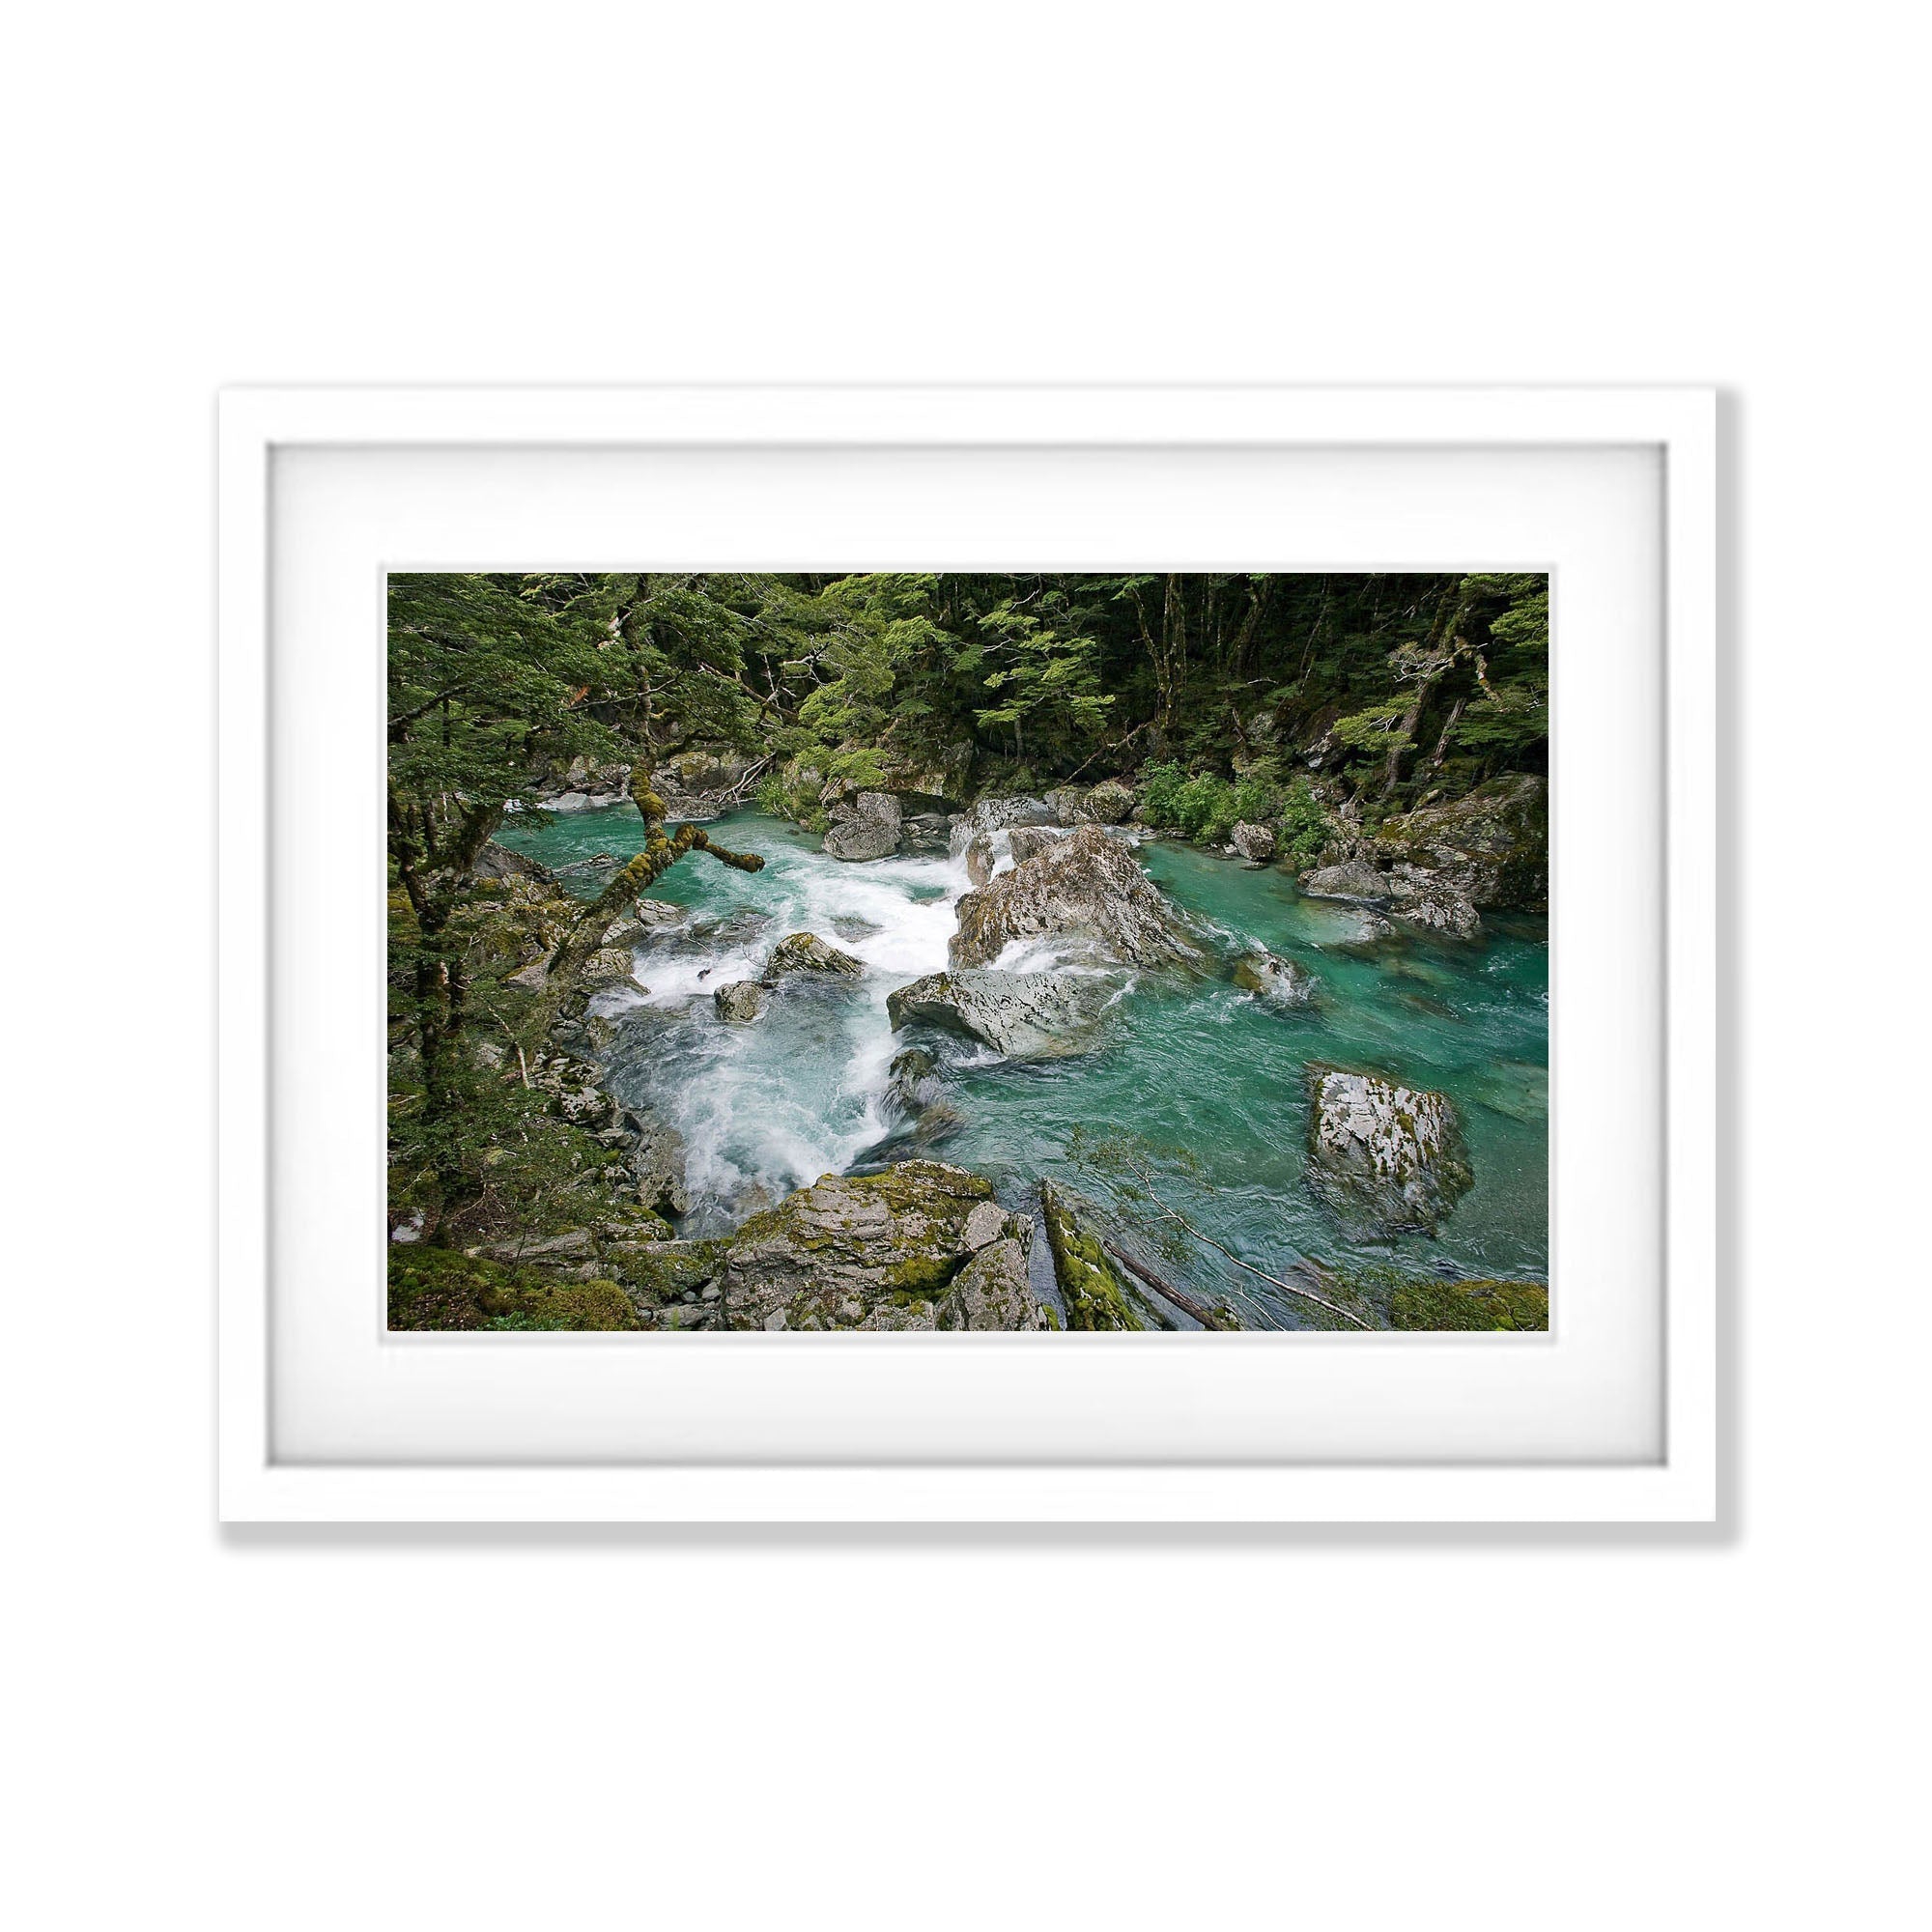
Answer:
[495,805,1548,1327]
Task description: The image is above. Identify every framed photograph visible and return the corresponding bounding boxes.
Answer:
[218,385,1716,1521]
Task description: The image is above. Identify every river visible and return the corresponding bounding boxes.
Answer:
[494,804,1548,1328]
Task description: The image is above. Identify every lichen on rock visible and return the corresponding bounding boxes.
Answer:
[1304,1063,1474,1236]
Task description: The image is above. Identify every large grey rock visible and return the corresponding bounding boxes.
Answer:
[949,795,1056,857]
[475,839,554,882]
[762,931,864,981]
[713,980,765,1023]
[950,823,1206,971]
[900,810,952,854]
[1304,1065,1473,1236]
[1299,858,1391,900]
[635,898,687,928]
[695,1161,1043,1331]
[1044,786,1093,825]
[822,791,902,862]
[1371,774,1548,912]
[939,1237,1046,1330]
[1230,820,1276,866]
[1233,949,1317,1005]
[963,834,997,889]
[1387,875,1483,940]
[1085,779,1136,824]
[887,969,1109,1060]
[1008,825,1067,865]
[625,1112,691,1218]
[581,946,646,993]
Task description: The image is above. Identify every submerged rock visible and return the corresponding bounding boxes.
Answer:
[762,931,865,981]
[887,969,1109,1060]
[822,790,901,862]
[1230,820,1276,866]
[713,980,765,1023]
[1232,950,1317,1005]
[950,823,1206,971]
[1304,1065,1473,1236]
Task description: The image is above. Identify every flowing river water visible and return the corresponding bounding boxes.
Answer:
[495,805,1549,1328]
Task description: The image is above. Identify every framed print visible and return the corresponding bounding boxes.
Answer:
[217,384,1717,1521]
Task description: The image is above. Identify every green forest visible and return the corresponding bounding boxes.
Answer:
[389,571,1550,1333]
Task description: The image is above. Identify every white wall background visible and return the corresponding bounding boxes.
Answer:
[4,5,1923,1927]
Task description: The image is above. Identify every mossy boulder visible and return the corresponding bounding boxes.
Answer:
[762,931,865,981]
[1390,1277,1548,1331]
[714,1160,1043,1331]
[1372,775,1548,913]
[387,1247,639,1331]
[1039,1179,1151,1331]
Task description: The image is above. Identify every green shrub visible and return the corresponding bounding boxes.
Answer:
[1275,776,1333,867]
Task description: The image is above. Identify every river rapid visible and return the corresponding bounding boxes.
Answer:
[495,805,1548,1328]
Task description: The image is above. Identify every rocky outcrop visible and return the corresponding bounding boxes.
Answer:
[475,839,554,882]
[1304,1065,1473,1236]
[1299,858,1389,900]
[1085,779,1136,824]
[1230,820,1276,866]
[1233,950,1317,1005]
[1008,825,1067,865]
[713,980,765,1023]
[822,790,902,862]
[950,823,1206,971]
[887,969,1108,1060]
[581,945,646,993]
[949,795,1057,857]
[1372,775,1548,912]
[635,1161,1047,1331]
[1386,875,1482,940]
[625,1111,691,1219]
[762,931,865,981]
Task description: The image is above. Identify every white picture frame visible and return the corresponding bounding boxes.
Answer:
[218,384,1716,1523]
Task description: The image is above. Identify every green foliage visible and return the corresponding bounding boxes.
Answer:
[1276,776,1333,867]
[387,1247,639,1331]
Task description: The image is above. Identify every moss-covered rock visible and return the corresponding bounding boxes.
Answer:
[1372,774,1548,913]
[387,1247,640,1331]
[1389,1277,1548,1331]
[1039,1179,1149,1331]
[1304,1063,1474,1237]
[713,1160,1043,1330]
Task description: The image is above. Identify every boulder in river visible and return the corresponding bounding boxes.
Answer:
[1304,1064,1473,1236]
[581,945,646,993]
[950,823,1206,971]
[1298,858,1390,900]
[1044,785,1093,825]
[822,790,902,862]
[1038,1179,1153,1330]
[713,980,765,1023]
[1085,779,1136,824]
[1008,824,1067,865]
[1233,949,1317,1005]
[949,794,1057,857]
[887,969,1109,1060]
[762,931,865,981]
[1230,820,1276,866]
[1387,875,1483,940]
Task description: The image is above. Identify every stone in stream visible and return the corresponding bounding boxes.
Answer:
[1085,779,1136,824]
[580,945,646,994]
[761,931,865,982]
[1230,820,1276,866]
[949,794,1058,857]
[821,790,901,862]
[949,823,1207,971]
[1232,949,1317,1006]
[1298,858,1391,900]
[887,969,1110,1061]
[712,980,765,1023]
[1303,1064,1473,1237]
